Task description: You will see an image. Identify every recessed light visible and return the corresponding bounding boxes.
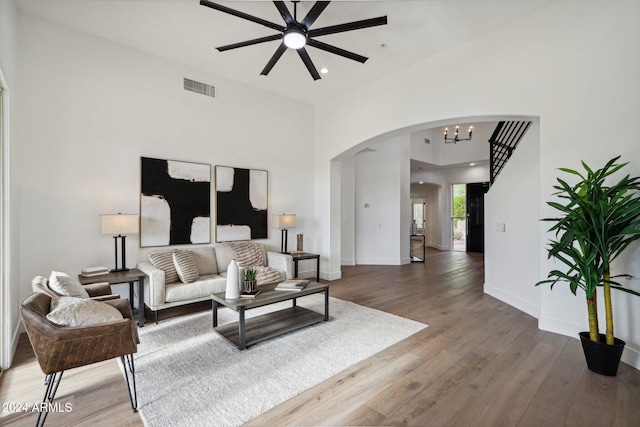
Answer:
[320,67,329,74]
[419,181,424,184]
[469,163,475,166]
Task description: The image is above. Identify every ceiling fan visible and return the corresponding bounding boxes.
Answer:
[200,1,388,80]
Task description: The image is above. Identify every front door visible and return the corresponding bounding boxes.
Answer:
[466,182,489,253]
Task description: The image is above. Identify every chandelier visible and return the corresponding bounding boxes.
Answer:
[444,125,473,144]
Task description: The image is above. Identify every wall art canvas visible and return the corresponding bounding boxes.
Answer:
[215,166,268,242]
[140,157,211,247]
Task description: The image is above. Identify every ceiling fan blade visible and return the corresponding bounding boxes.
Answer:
[308,16,387,38]
[300,1,331,30]
[307,39,368,63]
[273,1,295,26]
[297,48,321,81]
[261,43,288,76]
[200,0,284,32]
[217,34,283,52]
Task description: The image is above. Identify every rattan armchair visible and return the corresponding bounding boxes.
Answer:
[20,292,139,426]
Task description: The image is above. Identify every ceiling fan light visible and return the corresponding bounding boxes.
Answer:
[284,30,306,49]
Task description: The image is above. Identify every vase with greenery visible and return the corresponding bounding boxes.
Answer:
[536,156,640,375]
[243,267,258,293]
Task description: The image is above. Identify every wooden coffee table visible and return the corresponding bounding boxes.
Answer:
[211,281,329,350]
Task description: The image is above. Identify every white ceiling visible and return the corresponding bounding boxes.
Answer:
[17,0,561,106]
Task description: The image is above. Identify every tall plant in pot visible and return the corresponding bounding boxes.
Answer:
[536,156,640,376]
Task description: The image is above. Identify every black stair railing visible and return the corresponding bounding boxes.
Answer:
[489,121,532,185]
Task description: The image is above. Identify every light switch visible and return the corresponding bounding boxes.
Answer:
[496,223,506,232]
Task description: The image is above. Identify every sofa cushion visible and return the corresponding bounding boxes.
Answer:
[46,296,123,327]
[189,247,218,275]
[214,245,235,274]
[49,271,90,298]
[149,251,179,284]
[164,275,227,303]
[173,250,199,283]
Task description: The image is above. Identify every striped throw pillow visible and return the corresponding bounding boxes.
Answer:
[149,251,179,284]
[173,251,200,284]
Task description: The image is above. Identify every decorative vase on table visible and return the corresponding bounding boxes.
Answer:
[243,280,257,293]
[225,259,240,299]
[296,234,303,253]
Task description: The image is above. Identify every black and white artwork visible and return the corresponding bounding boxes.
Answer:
[140,157,211,247]
[215,166,268,242]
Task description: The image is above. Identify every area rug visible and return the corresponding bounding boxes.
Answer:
[123,294,427,427]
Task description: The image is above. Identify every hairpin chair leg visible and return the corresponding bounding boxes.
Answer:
[121,354,138,412]
[37,371,64,427]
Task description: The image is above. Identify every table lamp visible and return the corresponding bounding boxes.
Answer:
[273,213,296,253]
[101,213,139,272]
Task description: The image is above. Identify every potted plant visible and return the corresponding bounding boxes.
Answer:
[243,267,258,293]
[537,155,640,376]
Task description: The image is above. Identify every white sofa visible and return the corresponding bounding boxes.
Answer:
[137,244,294,322]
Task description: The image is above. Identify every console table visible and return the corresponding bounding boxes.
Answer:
[79,268,147,327]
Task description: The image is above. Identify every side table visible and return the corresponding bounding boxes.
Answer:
[290,252,320,282]
[79,268,147,327]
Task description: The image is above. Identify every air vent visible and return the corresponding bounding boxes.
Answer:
[184,78,216,98]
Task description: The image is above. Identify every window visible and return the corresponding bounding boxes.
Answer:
[412,200,424,234]
[451,184,466,251]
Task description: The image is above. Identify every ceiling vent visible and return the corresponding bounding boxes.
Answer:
[184,78,216,98]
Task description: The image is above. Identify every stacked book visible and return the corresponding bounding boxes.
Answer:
[80,266,110,277]
[274,279,309,292]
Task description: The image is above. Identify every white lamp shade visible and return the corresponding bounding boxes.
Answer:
[273,213,296,229]
[101,214,139,235]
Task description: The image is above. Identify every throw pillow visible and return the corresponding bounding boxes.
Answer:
[149,251,179,284]
[49,271,90,298]
[46,296,123,327]
[173,250,200,284]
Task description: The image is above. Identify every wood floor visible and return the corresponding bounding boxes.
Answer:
[2,249,640,426]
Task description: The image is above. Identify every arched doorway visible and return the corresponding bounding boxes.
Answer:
[331,115,537,274]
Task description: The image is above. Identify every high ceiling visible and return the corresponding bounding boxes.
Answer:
[17,0,561,106]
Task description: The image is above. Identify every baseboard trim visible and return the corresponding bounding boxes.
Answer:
[538,316,640,371]
[355,258,404,266]
[484,283,539,318]
[322,270,342,281]
[7,321,22,369]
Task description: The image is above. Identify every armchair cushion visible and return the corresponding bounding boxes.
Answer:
[49,271,90,298]
[46,296,123,327]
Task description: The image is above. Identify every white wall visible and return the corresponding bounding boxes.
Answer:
[484,122,540,318]
[340,156,355,265]
[15,13,315,330]
[315,0,640,368]
[0,0,21,370]
[353,136,411,265]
